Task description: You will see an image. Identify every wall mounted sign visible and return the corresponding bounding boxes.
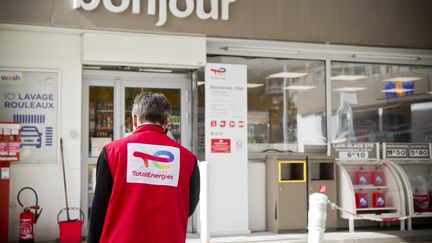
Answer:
[205,63,247,156]
[383,143,431,160]
[332,143,379,160]
[73,0,237,26]
[0,70,59,164]
[205,63,249,232]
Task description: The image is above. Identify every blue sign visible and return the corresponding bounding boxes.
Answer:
[20,126,42,149]
[0,70,58,164]
[384,81,414,98]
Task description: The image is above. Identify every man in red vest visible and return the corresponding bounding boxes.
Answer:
[89,92,200,243]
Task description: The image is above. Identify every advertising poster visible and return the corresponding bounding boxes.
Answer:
[0,70,58,164]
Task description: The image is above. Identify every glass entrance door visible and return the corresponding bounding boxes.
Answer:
[82,70,192,235]
[119,73,192,149]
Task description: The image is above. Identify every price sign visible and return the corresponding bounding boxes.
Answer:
[384,143,430,160]
[339,151,369,160]
[409,148,429,158]
[332,143,378,161]
[386,148,407,158]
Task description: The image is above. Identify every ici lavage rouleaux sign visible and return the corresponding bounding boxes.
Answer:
[73,0,237,26]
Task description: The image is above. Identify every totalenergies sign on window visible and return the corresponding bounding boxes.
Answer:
[73,0,237,26]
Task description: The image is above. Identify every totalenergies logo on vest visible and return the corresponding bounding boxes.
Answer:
[127,143,179,186]
[133,150,174,170]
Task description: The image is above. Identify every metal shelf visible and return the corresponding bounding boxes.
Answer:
[392,161,432,165]
[353,185,388,190]
[412,212,432,218]
[338,161,385,166]
[356,207,396,211]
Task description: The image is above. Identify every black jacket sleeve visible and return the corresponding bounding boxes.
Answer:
[88,147,113,243]
[188,158,200,217]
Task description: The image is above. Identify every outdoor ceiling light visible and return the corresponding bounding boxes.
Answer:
[221,46,300,55]
[382,77,423,82]
[83,66,101,70]
[139,68,173,73]
[411,102,432,111]
[247,83,264,88]
[333,87,367,92]
[268,72,308,79]
[352,54,421,61]
[283,85,316,90]
[197,81,263,88]
[330,75,368,81]
[381,88,414,93]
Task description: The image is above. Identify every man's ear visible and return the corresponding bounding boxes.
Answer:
[164,116,171,128]
[132,115,138,129]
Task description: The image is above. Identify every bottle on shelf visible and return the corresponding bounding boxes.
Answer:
[107,116,112,129]
[373,192,386,208]
[371,170,385,186]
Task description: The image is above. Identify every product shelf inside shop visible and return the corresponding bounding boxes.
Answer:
[394,161,432,165]
[338,161,385,166]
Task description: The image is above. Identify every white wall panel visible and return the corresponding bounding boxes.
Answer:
[248,162,266,231]
[82,32,206,68]
[0,27,82,242]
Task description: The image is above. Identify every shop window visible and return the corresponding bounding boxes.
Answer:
[331,62,432,143]
[199,56,326,153]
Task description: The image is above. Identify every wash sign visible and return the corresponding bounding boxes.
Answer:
[0,70,58,164]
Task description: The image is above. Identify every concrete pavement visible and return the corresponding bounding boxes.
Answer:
[186,228,432,243]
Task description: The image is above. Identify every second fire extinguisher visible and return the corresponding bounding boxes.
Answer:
[17,187,42,243]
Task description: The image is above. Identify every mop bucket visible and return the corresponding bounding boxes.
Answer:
[57,207,84,243]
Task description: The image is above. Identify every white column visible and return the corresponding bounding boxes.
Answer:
[199,161,209,243]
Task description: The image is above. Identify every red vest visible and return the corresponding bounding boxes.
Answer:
[101,125,196,243]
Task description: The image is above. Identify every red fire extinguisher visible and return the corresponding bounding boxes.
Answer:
[17,187,42,243]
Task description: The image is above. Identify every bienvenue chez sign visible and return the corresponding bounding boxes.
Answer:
[73,0,237,26]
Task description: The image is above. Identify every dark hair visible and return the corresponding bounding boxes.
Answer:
[132,92,172,125]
